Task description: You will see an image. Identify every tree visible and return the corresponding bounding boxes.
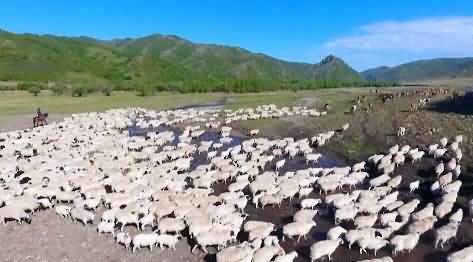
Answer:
[28,86,41,96]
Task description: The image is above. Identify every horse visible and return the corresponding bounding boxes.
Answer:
[33,113,48,127]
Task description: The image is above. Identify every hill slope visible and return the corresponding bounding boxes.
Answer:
[0,30,362,85]
[362,58,473,82]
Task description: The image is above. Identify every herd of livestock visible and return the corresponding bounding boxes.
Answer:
[0,104,472,262]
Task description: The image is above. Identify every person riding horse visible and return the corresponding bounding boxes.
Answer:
[33,108,48,127]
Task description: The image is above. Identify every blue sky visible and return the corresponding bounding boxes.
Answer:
[1,1,472,70]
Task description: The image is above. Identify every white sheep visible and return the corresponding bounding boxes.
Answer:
[155,233,180,249]
[293,209,318,223]
[449,208,463,224]
[358,236,389,255]
[358,257,393,262]
[0,205,31,225]
[276,159,286,171]
[115,232,132,249]
[97,220,115,236]
[327,226,347,240]
[253,246,285,262]
[283,221,316,242]
[310,238,343,261]
[70,207,94,225]
[132,232,158,253]
[55,205,71,218]
[301,198,321,209]
[409,180,420,192]
[390,233,420,255]
[434,222,458,249]
[274,251,298,262]
[397,127,406,137]
[139,213,155,231]
[447,245,473,262]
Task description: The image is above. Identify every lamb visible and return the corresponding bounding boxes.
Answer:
[0,205,31,225]
[132,232,158,253]
[97,220,115,236]
[274,251,298,262]
[155,233,180,249]
[70,207,94,225]
[409,180,420,192]
[310,238,343,261]
[327,226,347,240]
[276,159,286,171]
[283,221,316,242]
[55,205,71,218]
[434,222,458,249]
[115,232,132,249]
[390,233,420,255]
[300,198,321,209]
[139,213,155,231]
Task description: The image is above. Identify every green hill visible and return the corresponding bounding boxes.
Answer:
[362,58,473,82]
[0,30,362,86]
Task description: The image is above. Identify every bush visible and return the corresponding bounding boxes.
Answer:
[51,84,64,95]
[101,86,113,96]
[72,86,87,97]
[136,85,154,97]
[28,86,41,96]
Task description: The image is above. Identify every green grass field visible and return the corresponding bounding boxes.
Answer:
[0,90,306,117]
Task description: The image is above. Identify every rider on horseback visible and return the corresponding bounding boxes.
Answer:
[37,108,42,117]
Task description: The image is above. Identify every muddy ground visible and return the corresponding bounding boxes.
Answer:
[1,86,473,262]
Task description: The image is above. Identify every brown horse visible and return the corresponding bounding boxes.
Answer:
[33,113,48,127]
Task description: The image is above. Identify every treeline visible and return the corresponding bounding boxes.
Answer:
[4,79,400,96]
[134,79,400,94]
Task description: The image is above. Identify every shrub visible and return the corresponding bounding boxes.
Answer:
[136,85,153,97]
[28,86,41,96]
[101,86,113,96]
[51,84,64,95]
[72,86,87,97]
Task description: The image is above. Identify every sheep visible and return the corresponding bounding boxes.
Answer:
[263,236,280,247]
[139,213,155,231]
[397,199,420,218]
[250,129,260,136]
[300,198,322,209]
[293,209,318,223]
[354,215,377,229]
[369,174,391,189]
[358,257,393,262]
[358,237,389,255]
[216,242,255,262]
[55,205,72,218]
[97,221,115,236]
[334,205,358,224]
[411,203,434,221]
[447,245,473,262]
[345,229,375,250]
[283,221,316,242]
[115,232,132,250]
[155,233,180,249]
[327,226,347,240]
[434,222,458,249]
[380,212,398,226]
[454,135,463,144]
[310,238,343,261]
[253,245,285,262]
[116,211,139,231]
[192,230,233,253]
[132,232,158,253]
[397,127,406,137]
[341,123,350,131]
[407,216,437,234]
[274,251,298,262]
[276,159,286,171]
[70,207,94,225]
[449,208,463,224]
[0,205,31,225]
[440,137,448,147]
[435,162,445,177]
[390,233,420,255]
[409,180,420,192]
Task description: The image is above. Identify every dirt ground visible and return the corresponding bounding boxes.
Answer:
[1,86,473,262]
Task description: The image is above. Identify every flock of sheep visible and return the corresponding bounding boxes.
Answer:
[0,104,472,262]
